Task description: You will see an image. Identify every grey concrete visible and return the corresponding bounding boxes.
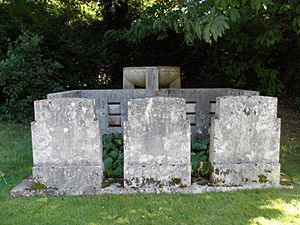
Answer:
[124,97,191,188]
[160,89,259,138]
[10,176,288,197]
[123,66,180,89]
[32,166,102,195]
[47,90,82,99]
[48,88,259,137]
[31,98,103,195]
[210,96,281,186]
[210,163,280,186]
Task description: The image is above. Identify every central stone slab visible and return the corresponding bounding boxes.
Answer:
[124,97,191,188]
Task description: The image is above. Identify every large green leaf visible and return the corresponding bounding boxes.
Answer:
[104,157,113,169]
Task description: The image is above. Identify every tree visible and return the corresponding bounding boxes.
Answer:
[0,31,63,122]
[109,0,300,95]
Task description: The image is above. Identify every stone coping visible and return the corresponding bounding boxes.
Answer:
[10,176,292,197]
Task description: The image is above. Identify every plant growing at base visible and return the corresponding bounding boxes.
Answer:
[102,133,123,178]
[103,133,211,179]
[191,138,211,177]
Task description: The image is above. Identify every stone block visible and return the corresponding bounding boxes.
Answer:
[31,98,103,195]
[123,67,181,90]
[124,97,191,188]
[210,96,281,186]
[32,166,102,195]
[211,163,280,186]
[50,88,259,137]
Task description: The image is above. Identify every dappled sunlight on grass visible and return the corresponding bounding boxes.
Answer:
[1,121,300,224]
[250,199,300,225]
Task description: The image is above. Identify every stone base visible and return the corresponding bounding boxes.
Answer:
[210,163,280,186]
[11,176,290,197]
[124,163,191,188]
[32,166,102,195]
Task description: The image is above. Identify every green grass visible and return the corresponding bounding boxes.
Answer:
[0,123,299,225]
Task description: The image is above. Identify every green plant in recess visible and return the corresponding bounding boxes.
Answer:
[102,133,124,178]
[191,138,211,177]
[102,133,211,178]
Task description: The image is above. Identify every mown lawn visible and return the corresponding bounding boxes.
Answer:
[0,121,299,225]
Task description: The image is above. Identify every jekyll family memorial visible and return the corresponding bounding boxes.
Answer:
[11,67,281,196]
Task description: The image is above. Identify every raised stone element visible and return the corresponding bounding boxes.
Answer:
[48,88,259,137]
[209,96,281,186]
[31,98,103,195]
[124,97,191,188]
[123,67,181,89]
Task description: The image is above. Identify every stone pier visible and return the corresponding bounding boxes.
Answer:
[31,98,103,195]
[124,97,191,188]
[209,96,281,186]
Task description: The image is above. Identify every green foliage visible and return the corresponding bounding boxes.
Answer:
[0,30,63,123]
[108,0,300,96]
[0,0,299,123]
[191,138,211,177]
[102,133,211,178]
[294,97,300,110]
[109,1,231,44]
[102,133,124,178]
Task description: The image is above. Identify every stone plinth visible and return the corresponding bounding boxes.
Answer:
[209,96,281,186]
[31,98,103,195]
[123,67,181,90]
[124,97,191,188]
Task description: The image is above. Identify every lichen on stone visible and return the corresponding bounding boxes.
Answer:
[31,181,47,190]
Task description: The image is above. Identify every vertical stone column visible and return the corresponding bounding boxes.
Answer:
[124,97,191,188]
[146,67,159,90]
[123,67,181,90]
[209,96,281,186]
[31,98,103,195]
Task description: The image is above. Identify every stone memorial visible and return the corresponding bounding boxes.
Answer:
[10,66,283,197]
[209,96,281,186]
[31,98,103,195]
[124,97,191,188]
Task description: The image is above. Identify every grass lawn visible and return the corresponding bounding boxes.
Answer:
[0,106,299,225]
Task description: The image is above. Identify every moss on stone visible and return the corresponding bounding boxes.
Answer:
[170,178,181,185]
[102,178,123,188]
[258,175,268,183]
[31,181,47,190]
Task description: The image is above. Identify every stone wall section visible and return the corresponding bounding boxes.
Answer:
[124,97,191,188]
[31,98,103,195]
[49,89,259,138]
[209,96,281,186]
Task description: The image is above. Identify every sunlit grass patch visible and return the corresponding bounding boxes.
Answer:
[250,199,300,225]
[0,122,299,225]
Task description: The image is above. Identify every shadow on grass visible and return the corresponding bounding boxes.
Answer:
[0,124,299,225]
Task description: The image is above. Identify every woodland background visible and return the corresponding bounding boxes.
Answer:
[0,0,299,122]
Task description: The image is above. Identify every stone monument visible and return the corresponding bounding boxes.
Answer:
[209,96,281,186]
[124,97,191,188]
[31,98,103,195]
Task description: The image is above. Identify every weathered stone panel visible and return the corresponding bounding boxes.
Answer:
[49,89,259,137]
[209,96,281,186]
[31,98,103,195]
[124,97,191,188]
